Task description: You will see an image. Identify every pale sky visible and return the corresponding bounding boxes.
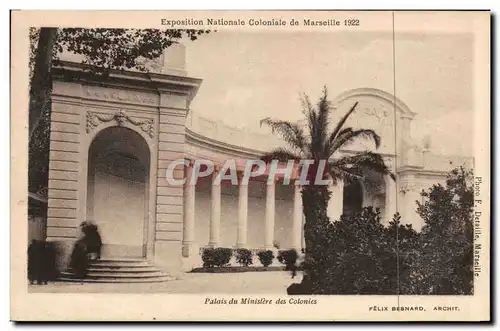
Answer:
[181,30,474,157]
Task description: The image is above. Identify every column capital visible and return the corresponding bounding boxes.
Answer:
[266,176,278,186]
[211,166,221,186]
[237,171,248,185]
[184,162,196,186]
[184,158,195,167]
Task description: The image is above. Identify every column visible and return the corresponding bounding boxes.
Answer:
[327,180,344,221]
[236,173,248,248]
[208,170,221,248]
[398,115,413,166]
[182,163,196,257]
[264,179,275,249]
[292,183,303,251]
[385,174,397,225]
[301,214,306,252]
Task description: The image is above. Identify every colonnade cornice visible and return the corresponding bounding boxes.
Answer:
[186,127,397,162]
[53,60,202,93]
[52,61,202,111]
[185,128,265,159]
[51,96,161,115]
[397,167,450,178]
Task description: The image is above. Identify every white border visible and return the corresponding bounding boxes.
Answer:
[4,2,498,330]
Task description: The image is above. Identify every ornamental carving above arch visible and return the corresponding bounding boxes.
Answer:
[86,110,155,138]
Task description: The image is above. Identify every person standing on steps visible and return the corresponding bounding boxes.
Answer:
[82,222,102,261]
[69,225,89,279]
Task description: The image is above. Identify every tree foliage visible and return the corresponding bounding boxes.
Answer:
[28,27,210,196]
[55,28,209,73]
[260,87,393,185]
[411,166,474,294]
[292,167,474,295]
[309,208,419,294]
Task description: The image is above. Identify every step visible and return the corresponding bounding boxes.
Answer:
[85,267,163,273]
[67,265,162,272]
[91,258,147,262]
[90,259,149,264]
[61,271,168,279]
[87,262,151,268]
[59,258,173,283]
[58,276,174,283]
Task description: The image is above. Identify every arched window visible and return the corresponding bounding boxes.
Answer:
[342,179,363,217]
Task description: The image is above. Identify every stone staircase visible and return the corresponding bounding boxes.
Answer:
[59,258,175,283]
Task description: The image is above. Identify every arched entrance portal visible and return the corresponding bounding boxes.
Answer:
[86,127,151,258]
[342,179,363,217]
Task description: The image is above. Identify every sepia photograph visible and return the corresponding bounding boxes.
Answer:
[11,10,490,321]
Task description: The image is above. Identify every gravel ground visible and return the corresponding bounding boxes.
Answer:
[28,271,303,294]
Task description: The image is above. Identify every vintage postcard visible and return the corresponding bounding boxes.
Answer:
[10,10,490,321]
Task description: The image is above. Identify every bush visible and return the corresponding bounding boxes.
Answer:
[235,248,253,267]
[412,166,474,295]
[28,240,58,283]
[299,166,474,295]
[201,248,216,268]
[257,250,274,267]
[277,249,298,267]
[202,247,232,268]
[318,207,397,294]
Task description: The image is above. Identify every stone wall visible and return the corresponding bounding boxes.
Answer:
[153,94,191,270]
[46,61,201,273]
[46,86,83,270]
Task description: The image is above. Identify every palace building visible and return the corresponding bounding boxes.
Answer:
[31,42,473,274]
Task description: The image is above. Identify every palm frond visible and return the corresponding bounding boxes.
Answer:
[327,101,359,147]
[329,129,381,156]
[316,87,331,135]
[300,93,316,134]
[260,118,309,154]
[335,127,353,138]
[299,93,320,157]
[260,148,301,163]
[328,164,364,185]
[324,127,351,156]
[313,87,331,158]
[330,151,395,180]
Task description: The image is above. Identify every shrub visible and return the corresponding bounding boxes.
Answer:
[201,248,216,268]
[28,240,58,283]
[294,166,474,295]
[318,207,395,294]
[235,248,253,267]
[257,250,274,267]
[277,249,298,268]
[412,166,474,295]
[202,247,232,268]
[214,248,232,267]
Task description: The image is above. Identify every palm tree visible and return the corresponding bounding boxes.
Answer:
[260,87,395,293]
